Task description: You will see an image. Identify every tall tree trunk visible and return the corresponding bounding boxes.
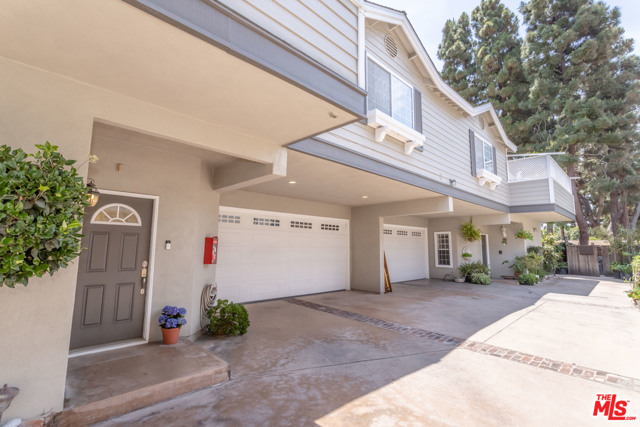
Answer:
[631,202,640,231]
[567,147,589,245]
[610,190,620,235]
[620,189,630,229]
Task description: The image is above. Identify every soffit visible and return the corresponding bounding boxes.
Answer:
[0,0,357,146]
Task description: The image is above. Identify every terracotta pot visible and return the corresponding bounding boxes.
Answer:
[161,327,181,345]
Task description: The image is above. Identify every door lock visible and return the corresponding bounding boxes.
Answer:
[140,261,148,295]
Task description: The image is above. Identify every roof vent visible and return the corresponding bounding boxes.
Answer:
[479,116,486,130]
[384,34,398,58]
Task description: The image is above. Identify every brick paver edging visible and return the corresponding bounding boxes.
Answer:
[286,298,640,392]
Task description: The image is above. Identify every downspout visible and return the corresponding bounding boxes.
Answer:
[350,0,366,89]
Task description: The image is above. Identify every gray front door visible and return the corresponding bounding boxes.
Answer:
[70,194,153,350]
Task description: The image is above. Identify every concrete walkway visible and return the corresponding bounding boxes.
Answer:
[97,276,640,426]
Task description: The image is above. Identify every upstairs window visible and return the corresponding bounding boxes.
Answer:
[483,140,494,172]
[367,58,413,129]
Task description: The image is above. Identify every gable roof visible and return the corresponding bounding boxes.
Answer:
[361,1,518,152]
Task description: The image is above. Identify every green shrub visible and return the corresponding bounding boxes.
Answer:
[459,217,481,242]
[458,261,489,278]
[527,246,543,255]
[518,273,538,286]
[207,299,250,336]
[509,253,544,276]
[0,143,89,287]
[470,272,491,285]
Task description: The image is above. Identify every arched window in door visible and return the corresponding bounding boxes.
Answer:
[90,203,142,226]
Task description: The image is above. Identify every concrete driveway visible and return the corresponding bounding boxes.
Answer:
[98,276,640,426]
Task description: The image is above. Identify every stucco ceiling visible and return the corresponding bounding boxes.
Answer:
[0,0,356,147]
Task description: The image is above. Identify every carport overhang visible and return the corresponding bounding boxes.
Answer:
[0,0,365,156]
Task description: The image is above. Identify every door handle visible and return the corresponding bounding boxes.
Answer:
[140,260,148,295]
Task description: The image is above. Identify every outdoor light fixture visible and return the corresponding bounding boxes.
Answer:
[288,180,296,184]
[501,226,507,238]
[449,178,457,187]
[86,178,100,207]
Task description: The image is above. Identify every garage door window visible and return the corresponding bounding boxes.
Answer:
[435,232,452,267]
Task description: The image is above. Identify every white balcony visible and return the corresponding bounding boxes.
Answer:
[508,154,575,215]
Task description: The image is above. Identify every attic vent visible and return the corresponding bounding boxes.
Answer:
[479,116,486,130]
[384,34,398,58]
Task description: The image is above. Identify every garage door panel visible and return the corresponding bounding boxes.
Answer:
[383,225,428,283]
[217,208,349,302]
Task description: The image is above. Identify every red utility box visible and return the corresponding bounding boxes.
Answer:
[203,236,218,264]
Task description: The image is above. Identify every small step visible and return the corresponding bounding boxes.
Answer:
[57,341,229,426]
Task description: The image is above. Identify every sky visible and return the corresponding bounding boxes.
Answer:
[376,0,640,71]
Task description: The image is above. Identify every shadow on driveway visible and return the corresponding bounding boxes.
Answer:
[98,276,639,426]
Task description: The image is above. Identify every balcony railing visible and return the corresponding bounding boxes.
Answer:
[507,155,573,194]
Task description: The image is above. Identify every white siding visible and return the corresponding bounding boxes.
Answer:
[320,26,511,206]
[218,0,358,83]
[554,181,576,214]
[510,180,551,206]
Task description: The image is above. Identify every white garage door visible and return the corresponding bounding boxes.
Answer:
[216,207,349,302]
[383,225,428,283]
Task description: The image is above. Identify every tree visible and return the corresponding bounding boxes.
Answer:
[471,0,531,145]
[521,0,640,244]
[437,13,479,104]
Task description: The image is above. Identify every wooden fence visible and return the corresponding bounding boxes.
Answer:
[567,245,611,277]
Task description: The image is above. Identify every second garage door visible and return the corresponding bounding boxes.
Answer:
[383,224,429,283]
[216,207,349,302]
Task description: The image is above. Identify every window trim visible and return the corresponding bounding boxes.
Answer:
[366,55,414,128]
[434,231,453,268]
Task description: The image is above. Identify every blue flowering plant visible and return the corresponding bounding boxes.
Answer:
[158,305,187,329]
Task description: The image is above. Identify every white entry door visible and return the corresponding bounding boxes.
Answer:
[383,225,429,283]
[216,207,349,302]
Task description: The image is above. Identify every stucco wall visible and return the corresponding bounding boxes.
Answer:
[0,54,286,419]
[89,132,220,341]
[0,60,93,420]
[427,217,543,280]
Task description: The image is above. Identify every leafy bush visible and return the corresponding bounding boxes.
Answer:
[610,262,632,275]
[470,272,491,285]
[207,299,250,336]
[0,143,89,287]
[527,246,543,255]
[509,253,544,276]
[459,217,481,242]
[514,229,534,240]
[627,287,640,301]
[458,261,489,278]
[518,273,538,286]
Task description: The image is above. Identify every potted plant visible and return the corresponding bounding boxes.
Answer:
[462,252,472,260]
[514,229,534,240]
[556,261,568,275]
[158,305,187,345]
[460,217,481,242]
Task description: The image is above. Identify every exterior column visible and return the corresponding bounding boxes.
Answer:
[350,206,384,293]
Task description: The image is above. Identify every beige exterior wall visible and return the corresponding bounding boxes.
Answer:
[0,54,286,419]
[428,217,543,280]
[320,25,511,206]
[218,0,358,83]
[89,133,220,341]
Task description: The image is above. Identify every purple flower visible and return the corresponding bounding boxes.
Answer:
[179,307,187,316]
[178,318,187,325]
[158,315,168,324]
[165,318,178,328]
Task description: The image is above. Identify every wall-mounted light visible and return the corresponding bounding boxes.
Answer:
[86,178,100,207]
[501,226,507,239]
[288,180,297,184]
[449,179,457,187]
